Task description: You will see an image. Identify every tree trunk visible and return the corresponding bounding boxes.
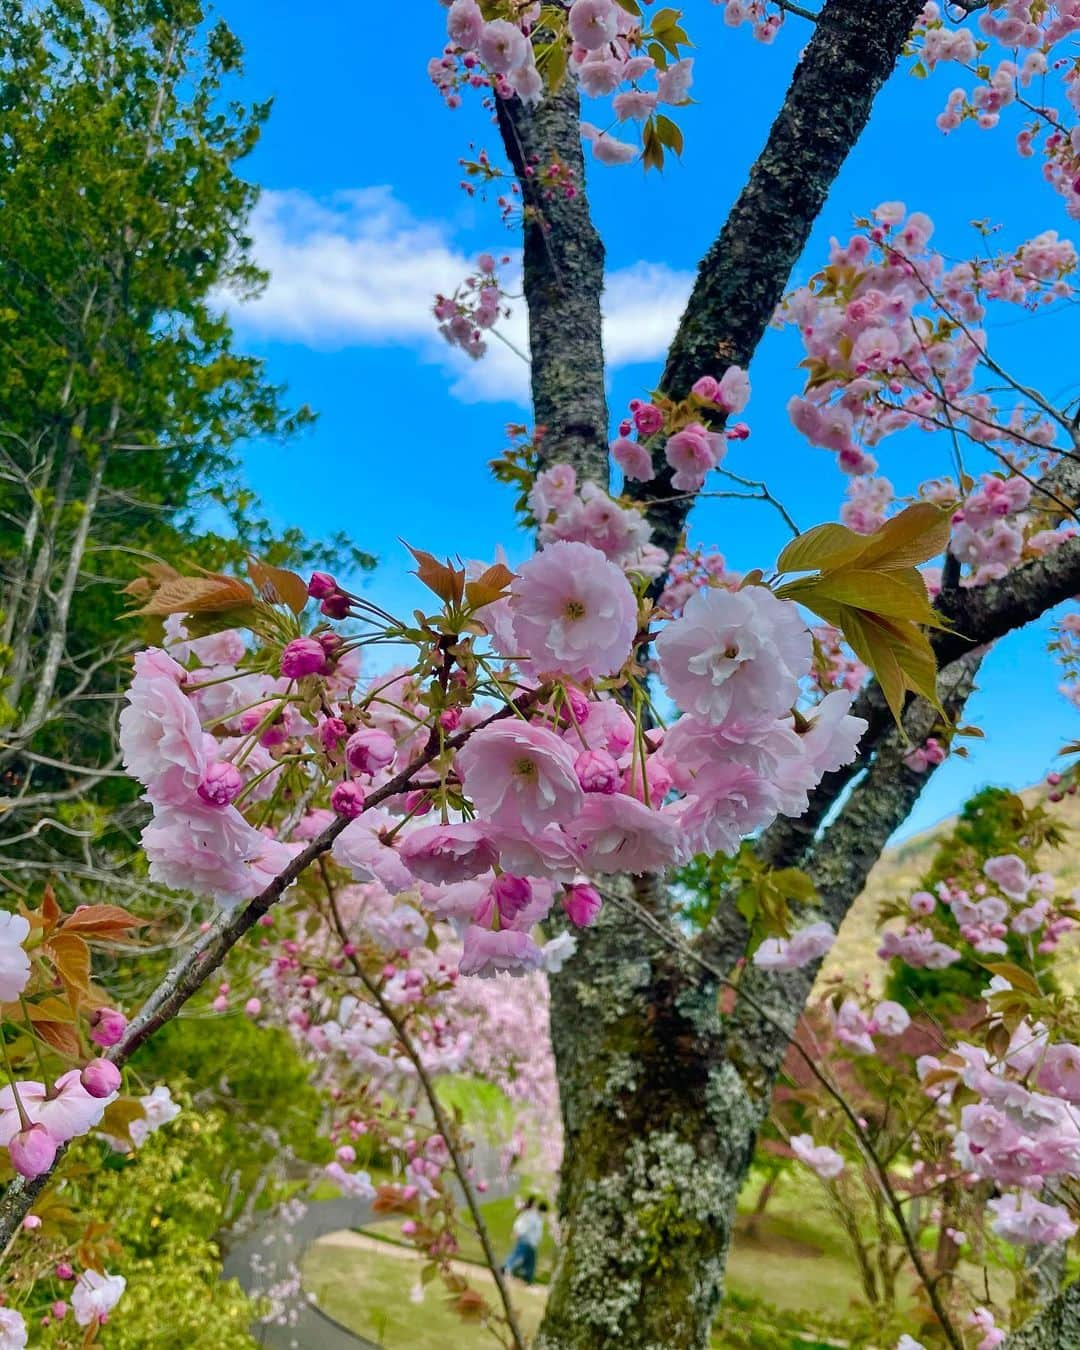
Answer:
[534,880,745,1350]
[1004,1280,1080,1349]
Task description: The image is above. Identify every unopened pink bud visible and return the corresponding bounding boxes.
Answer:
[564,883,603,928]
[575,748,620,795]
[89,1008,127,1048]
[345,727,396,776]
[51,1301,67,1320]
[197,760,244,808]
[244,998,262,1017]
[307,571,339,599]
[320,593,351,620]
[331,780,366,818]
[280,637,328,680]
[22,1215,41,1231]
[9,1124,58,1178]
[80,1059,121,1099]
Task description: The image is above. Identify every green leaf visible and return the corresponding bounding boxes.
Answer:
[654,114,684,156]
[982,962,1041,998]
[776,522,869,575]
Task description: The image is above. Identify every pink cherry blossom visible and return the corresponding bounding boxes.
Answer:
[657,56,693,104]
[665,422,724,492]
[333,808,420,893]
[458,926,544,978]
[509,540,638,681]
[872,1000,911,1036]
[71,1271,126,1327]
[399,822,499,885]
[790,1133,845,1180]
[477,19,528,74]
[0,1309,26,1350]
[119,648,205,806]
[984,853,1032,901]
[656,585,811,725]
[0,911,31,1003]
[456,722,583,835]
[718,365,751,413]
[141,802,297,907]
[987,1191,1077,1245]
[611,436,655,482]
[753,921,836,970]
[447,0,483,49]
[568,793,683,874]
[568,0,618,51]
[345,727,397,776]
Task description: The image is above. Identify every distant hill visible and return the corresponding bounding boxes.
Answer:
[817,784,1080,994]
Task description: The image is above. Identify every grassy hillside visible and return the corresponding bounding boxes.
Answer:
[818,784,1080,995]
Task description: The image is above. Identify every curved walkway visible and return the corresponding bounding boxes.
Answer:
[224,1145,516,1349]
[223,1194,379,1349]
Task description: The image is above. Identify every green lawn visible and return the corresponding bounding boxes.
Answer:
[302,1236,547,1348]
[301,1174,870,1349]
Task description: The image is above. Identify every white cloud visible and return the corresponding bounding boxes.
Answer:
[224,187,692,405]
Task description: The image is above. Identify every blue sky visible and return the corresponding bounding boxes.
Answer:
[218,0,1077,838]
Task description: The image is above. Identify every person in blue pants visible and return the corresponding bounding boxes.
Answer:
[503,1197,546,1284]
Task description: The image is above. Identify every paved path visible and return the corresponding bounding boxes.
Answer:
[223,1196,378,1349]
[223,1144,518,1349]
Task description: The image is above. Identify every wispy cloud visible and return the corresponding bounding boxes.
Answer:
[223,188,692,404]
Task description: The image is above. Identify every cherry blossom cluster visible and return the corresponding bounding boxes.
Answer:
[431,0,695,169]
[116,502,870,989]
[912,2,1080,218]
[609,371,752,492]
[712,0,784,45]
[0,1268,127,1345]
[657,544,743,618]
[765,837,1080,1340]
[781,203,1078,580]
[434,252,513,359]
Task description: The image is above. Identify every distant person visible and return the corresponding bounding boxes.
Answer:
[503,1196,545,1285]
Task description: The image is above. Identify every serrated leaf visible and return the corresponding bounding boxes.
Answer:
[784,569,942,624]
[654,114,684,156]
[61,905,147,942]
[41,884,60,933]
[34,1020,81,1056]
[128,571,255,617]
[24,996,76,1024]
[101,1097,146,1146]
[651,6,682,31]
[404,545,466,608]
[770,868,818,905]
[543,39,567,92]
[856,502,953,570]
[45,932,91,1003]
[776,522,869,575]
[247,558,309,614]
[465,563,516,611]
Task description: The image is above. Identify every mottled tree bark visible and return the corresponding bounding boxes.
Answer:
[497,83,608,483]
[1003,1280,1080,1349]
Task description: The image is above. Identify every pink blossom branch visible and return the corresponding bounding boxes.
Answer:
[0,686,548,1248]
